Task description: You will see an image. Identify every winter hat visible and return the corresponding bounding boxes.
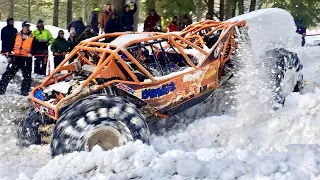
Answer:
[7,17,14,21]
[109,11,116,17]
[94,8,100,12]
[22,21,31,27]
[37,19,44,24]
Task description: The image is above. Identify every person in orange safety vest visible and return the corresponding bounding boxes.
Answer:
[0,21,37,96]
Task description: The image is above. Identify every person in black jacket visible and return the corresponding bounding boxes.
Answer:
[121,1,137,31]
[68,29,78,52]
[0,21,37,96]
[78,25,98,43]
[1,17,17,53]
[104,12,123,34]
[67,17,86,37]
[68,29,79,62]
[89,8,100,33]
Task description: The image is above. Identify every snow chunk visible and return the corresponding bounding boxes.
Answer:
[110,34,152,47]
[45,81,71,94]
[298,93,319,110]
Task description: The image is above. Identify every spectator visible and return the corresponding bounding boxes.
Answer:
[100,4,116,32]
[51,30,68,68]
[205,12,214,20]
[89,8,100,33]
[68,29,78,52]
[143,9,161,32]
[104,12,123,34]
[0,21,37,96]
[1,17,17,53]
[67,17,86,37]
[167,16,179,32]
[32,20,54,75]
[295,20,306,46]
[178,13,192,31]
[121,0,137,32]
[78,25,98,43]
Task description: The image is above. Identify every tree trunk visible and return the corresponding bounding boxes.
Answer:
[53,0,59,26]
[134,1,139,31]
[28,0,31,21]
[67,0,72,26]
[208,0,214,15]
[231,0,237,17]
[82,0,87,25]
[250,0,256,12]
[225,0,232,19]
[9,0,14,18]
[115,0,125,16]
[145,0,156,13]
[196,0,205,21]
[219,0,225,21]
[238,0,244,14]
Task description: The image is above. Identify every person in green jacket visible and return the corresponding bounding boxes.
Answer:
[32,19,54,75]
[51,30,69,68]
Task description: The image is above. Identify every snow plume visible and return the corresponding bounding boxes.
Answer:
[232,28,274,125]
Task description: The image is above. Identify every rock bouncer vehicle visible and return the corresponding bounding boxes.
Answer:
[18,20,303,157]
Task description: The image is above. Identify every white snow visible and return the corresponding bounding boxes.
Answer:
[110,33,152,47]
[228,8,301,56]
[1,8,320,180]
[45,81,71,94]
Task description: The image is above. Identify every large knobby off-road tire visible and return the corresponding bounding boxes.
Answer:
[262,48,303,105]
[51,94,150,157]
[17,108,42,146]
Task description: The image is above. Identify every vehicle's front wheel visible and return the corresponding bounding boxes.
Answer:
[263,48,304,105]
[51,94,150,157]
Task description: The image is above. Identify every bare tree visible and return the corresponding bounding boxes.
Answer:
[232,0,237,17]
[9,0,14,18]
[28,0,31,21]
[82,0,87,25]
[238,0,244,14]
[53,0,59,26]
[250,0,257,12]
[134,0,139,31]
[67,0,72,26]
[195,0,205,21]
[207,0,214,15]
[225,0,232,19]
[219,0,224,21]
[115,0,125,15]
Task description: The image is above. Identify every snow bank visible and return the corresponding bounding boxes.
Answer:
[33,141,320,179]
[228,8,301,56]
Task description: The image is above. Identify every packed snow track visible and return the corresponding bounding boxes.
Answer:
[1,8,320,180]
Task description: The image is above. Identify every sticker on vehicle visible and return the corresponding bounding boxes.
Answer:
[142,82,176,99]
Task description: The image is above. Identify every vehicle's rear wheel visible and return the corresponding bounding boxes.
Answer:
[17,108,42,146]
[50,94,150,157]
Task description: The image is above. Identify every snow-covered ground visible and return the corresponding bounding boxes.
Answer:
[0,8,320,180]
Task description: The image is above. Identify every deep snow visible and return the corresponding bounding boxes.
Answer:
[0,8,319,180]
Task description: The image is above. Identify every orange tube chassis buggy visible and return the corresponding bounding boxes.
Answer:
[30,20,247,121]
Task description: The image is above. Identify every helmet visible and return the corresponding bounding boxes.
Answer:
[94,8,100,12]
